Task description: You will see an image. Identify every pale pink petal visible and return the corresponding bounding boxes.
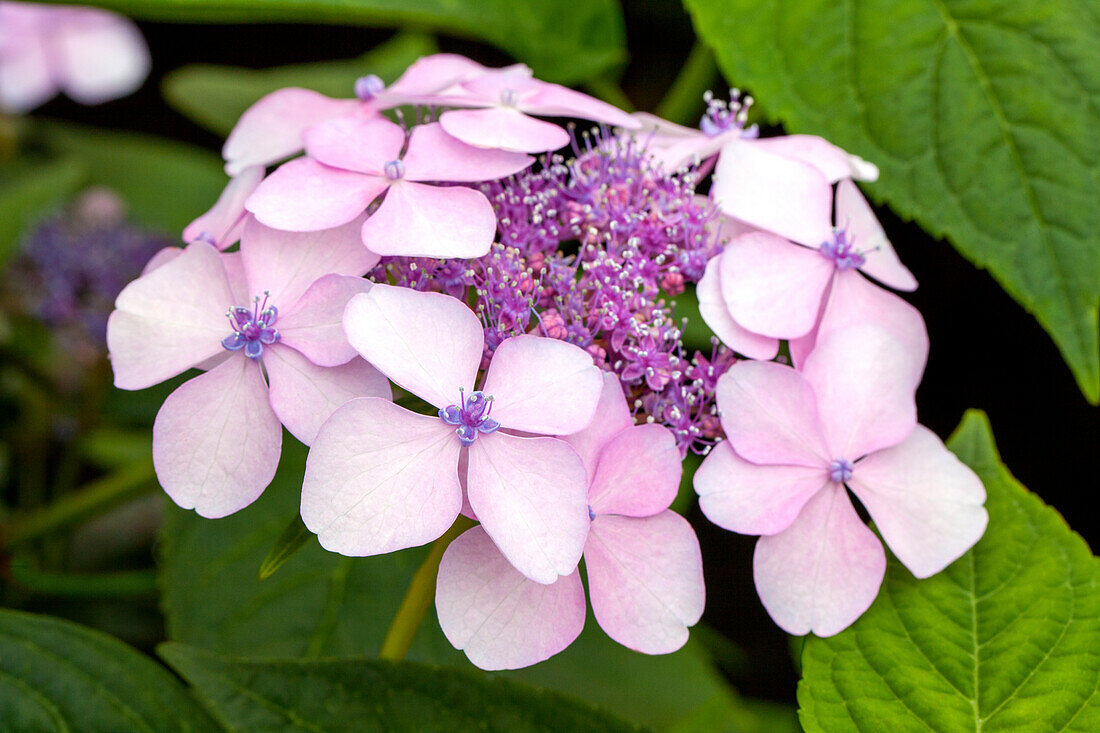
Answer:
[221,251,250,305]
[152,357,281,518]
[711,139,834,247]
[562,372,633,480]
[362,181,496,259]
[715,361,830,468]
[585,511,704,654]
[108,242,234,389]
[835,179,917,291]
[849,425,988,578]
[801,325,919,460]
[303,115,405,175]
[696,254,779,359]
[246,157,389,232]
[342,285,482,408]
[140,246,182,275]
[694,441,829,536]
[300,398,462,555]
[467,433,589,584]
[277,275,372,367]
[264,346,389,446]
[718,231,835,339]
[0,35,55,112]
[183,166,264,249]
[55,11,149,105]
[223,88,358,175]
[436,526,585,670]
[523,83,640,128]
[241,215,377,307]
[588,425,680,517]
[481,335,603,435]
[401,122,534,182]
[750,135,869,184]
[388,54,529,99]
[631,113,727,171]
[439,107,570,153]
[754,485,885,637]
[789,272,928,370]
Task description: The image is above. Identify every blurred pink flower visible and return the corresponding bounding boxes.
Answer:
[106,216,387,518]
[694,324,987,636]
[0,1,149,112]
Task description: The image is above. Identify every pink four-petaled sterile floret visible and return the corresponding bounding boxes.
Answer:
[0,1,150,113]
[221,53,530,175]
[106,216,390,518]
[300,284,605,585]
[245,118,534,259]
[694,324,988,636]
[435,374,705,670]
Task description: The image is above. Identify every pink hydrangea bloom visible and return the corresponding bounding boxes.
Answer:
[106,216,388,517]
[0,1,149,113]
[246,118,533,259]
[182,165,264,249]
[429,67,641,152]
[300,284,604,584]
[221,53,530,175]
[435,374,705,670]
[694,324,987,636]
[706,179,919,353]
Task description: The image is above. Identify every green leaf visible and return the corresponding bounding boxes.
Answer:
[163,32,438,136]
[50,0,626,85]
[684,0,1100,403]
[159,441,779,730]
[36,121,225,234]
[0,609,220,731]
[797,410,1099,731]
[160,643,641,733]
[0,157,86,266]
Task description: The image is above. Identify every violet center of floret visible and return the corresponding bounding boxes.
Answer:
[384,159,406,181]
[222,291,280,361]
[439,388,500,445]
[828,458,854,484]
[699,90,758,139]
[819,227,866,270]
[500,88,520,107]
[355,74,385,101]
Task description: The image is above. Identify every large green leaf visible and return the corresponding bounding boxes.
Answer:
[797,410,1099,731]
[47,0,626,85]
[160,643,641,733]
[0,609,220,731]
[158,441,789,731]
[684,0,1100,403]
[163,32,438,136]
[0,157,86,266]
[36,122,226,234]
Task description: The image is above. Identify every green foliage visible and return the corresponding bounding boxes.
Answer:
[161,643,643,733]
[0,609,219,731]
[163,32,437,136]
[797,410,1099,731]
[36,122,225,235]
[0,157,85,265]
[49,0,626,85]
[158,441,785,731]
[684,0,1100,403]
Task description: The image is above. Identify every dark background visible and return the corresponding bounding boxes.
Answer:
[27,0,1098,705]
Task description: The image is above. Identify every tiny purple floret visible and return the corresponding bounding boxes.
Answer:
[439,388,500,445]
[819,227,866,270]
[384,159,405,181]
[222,291,280,361]
[828,458,854,484]
[699,90,758,139]
[355,74,385,101]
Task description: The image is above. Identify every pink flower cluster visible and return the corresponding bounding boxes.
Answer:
[106,52,988,665]
[0,1,149,112]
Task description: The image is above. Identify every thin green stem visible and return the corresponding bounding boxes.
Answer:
[655,41,719,125]
[0,459,156,549]
[378,516,475,661]
[584,77,634,113]
[5,559,158,598]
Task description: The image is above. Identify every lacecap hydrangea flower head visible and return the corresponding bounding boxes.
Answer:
[106,51,987,666]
